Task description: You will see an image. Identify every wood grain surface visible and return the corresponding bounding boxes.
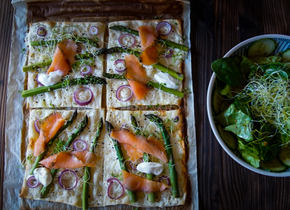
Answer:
[1,0,290,209]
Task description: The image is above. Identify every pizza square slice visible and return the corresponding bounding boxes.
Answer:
[105,20,187,108]
[24,22,106,108]
[20,109,105,208]
[103,108,187,207]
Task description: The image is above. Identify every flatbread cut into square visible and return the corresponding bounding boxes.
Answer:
[103,109,187,207]
[20,109,105,208]
[25,22,105,108]
[106,20,187,108]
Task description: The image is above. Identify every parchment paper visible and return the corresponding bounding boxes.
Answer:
[4,0,198,209]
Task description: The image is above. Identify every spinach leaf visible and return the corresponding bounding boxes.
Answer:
[211,56,244,87]
[238,139,260,168]
[241,55,257,75]
[216,103,254,141]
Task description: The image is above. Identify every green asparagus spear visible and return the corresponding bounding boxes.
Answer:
[29,110,78,175]
[103,73,184,98]
[40,115,89,198]
[83,118,103,210]
[103,73,126,80]
[30,36,99,48]
[130,115,155,202]
[147,81,184,98]
[23,60,53,72]
[109,25,189,52]
[21,76,106,98]
[105,121,137,203]
[144,114,180,198]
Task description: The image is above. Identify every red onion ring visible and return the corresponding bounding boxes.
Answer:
[158,176,171,186]
[173,116,179,122]
[58,169,78,190]
[118,34,136,48]
[36,75,44,86]
[73,139,88,151]
[34,119,41,133]
[107,177,124,199]
[114,59,126,73]
[27,175,40,188]
[156,21,172,36]
[37,27,47,37]
[73,87,93,106]
[164,48,174,58]
[90,26,99,35]
[80,65,92,76]
[116,85,133,102]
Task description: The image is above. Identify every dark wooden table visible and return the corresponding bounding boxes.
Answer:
[1,0,290,209]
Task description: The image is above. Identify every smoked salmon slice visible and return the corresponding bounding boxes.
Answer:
[125,55,150,100]
[139,45,158,65]
[125,55,148,84]
[137,25,158,50]
[110,129,168,163]
[121,143,143,162]
[122,170,169,192]
[34,113,65,156]
[127,79,150,100]
[39,150,98,169]
[47,39,77,76]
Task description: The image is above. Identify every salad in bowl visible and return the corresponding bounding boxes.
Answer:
[207,34,290,176]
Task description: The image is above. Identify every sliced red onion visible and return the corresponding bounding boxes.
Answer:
[27,175,40,188]
[107,177,124,199]
[156,21,172,36]
[36,75,44,86]
[73,87,93,106]
[37,27,47,37]
[58,169,78,190]
[73,139,88,151]
[80,65,92,76]
[116,85,133,102]
[158,175,171,186]
[118,34,136,48]
[164,48,174,58]
[173,116,179,122]
[34,119,41,133]
[114,59,126,73]
[90,26,99,35]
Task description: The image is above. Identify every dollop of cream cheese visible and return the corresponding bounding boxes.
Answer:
[37,70,63,86]
[154,72,179,89]
[136,162,164,175]
[33,167,52,187]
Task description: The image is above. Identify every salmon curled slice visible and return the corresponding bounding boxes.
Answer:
[121,143,143,162]
[47,39,77,76]
[125,55,150,100]
[39,150,98,169]
[122,170,169,192]
[34,112,65,157]
[137,25,159,65]
[137,25,158,50]
[110,129,168,163]
[139,45,158,65]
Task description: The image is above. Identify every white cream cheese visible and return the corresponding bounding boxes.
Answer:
[154,72,179,89]
[136,162,164,175]
[37,70,63,86]
[33,167,52,187]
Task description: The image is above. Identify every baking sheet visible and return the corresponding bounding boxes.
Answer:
[4,0,198,209]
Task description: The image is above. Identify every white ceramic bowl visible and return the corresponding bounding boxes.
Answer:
[207,34,290,177]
